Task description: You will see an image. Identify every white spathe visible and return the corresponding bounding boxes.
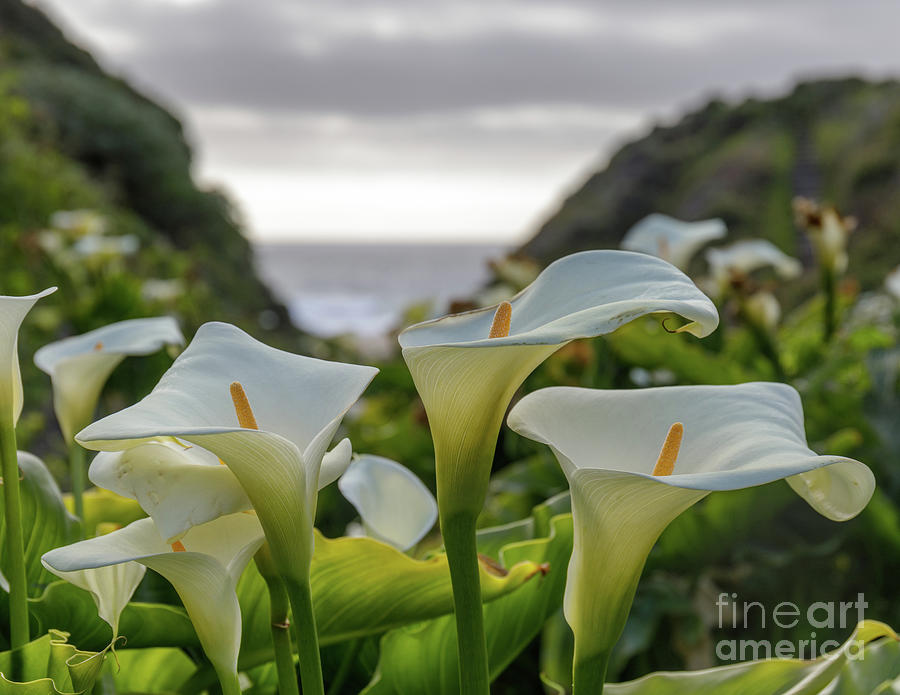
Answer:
[0,288,56,424]
[399,250,719,517]
[507,382,874,666]
[34,317,184,442]
[41,561,145,641]
[620,214,727,271]
[42,512,264,686]
[338,455,437,551]
[706,239,802,287]
[89,437,353,543]
[76,322,378,580]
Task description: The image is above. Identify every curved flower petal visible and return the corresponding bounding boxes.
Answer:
[88,437,354,543]
[0,288,56,424]
[34,317,184,442]
[338,455,437,550]
[620,213,727,270]
[507,382,874,672]
[400,251,718,350]
[40,562,146,640]
[399,251,718,516]
[42,513,264,685]
[705,239,802,286]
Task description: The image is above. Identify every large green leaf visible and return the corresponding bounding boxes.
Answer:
[602,621,897,695]
[362,502,574,694]
[0,630,105,694]
[0,453,79,597]
[235,529,548,670]
[28,580,198,652]
[104,647,197,694]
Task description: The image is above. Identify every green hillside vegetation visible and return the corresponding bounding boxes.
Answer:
[0,0,296,458]
[524,78,900,294]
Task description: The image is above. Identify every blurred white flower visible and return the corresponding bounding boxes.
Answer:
[621,214,726,271]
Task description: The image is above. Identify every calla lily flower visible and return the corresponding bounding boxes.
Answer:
[338,454,438,551]
[41,560,146,641]
[620,213,726,270]
[1,288,57,425]
[743,291,782,331]
[399,250,717,694]
[34,316,184,443]
[42,512,265,695]
[794,197,856,275]
[507,382,874,693]
[705,239,802,294]
[0,287,56,649]
[76,321,377,693]
[88,437,354,543]
[76,322,377,581]
[399,250,718,519]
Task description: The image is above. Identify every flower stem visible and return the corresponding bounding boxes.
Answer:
[69,443,86,525]
[0,411,30,649]
[442,511,490,695]
[217,670,242,695]
[256,547,300,695]
[572,647,610,695]
[284,576,325,695]
[822,266,837,342]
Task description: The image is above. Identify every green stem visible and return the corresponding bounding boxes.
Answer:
[284,576,324,695]
[69,443,85,526]
[326,639,361,695]
[256,548,300,695]
[572,648,609,695]
[822,267,837,342]
[0,412,30,649]
[216,670,242,695]
[442,512,490,695]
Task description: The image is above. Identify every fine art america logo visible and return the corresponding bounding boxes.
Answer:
[716,593,868,661]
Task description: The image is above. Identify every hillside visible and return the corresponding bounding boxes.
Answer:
[0,0,290,329]
[0,0,297,457]
[523,77,900,290]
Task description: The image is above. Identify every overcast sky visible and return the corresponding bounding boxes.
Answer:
[31,0,900,243]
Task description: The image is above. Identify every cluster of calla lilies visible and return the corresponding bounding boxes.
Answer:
[0,246,876,695]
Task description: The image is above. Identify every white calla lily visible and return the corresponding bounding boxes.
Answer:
[399,250,717,694]
[41,561,146,641]
[399,250,718,519]
[0,288,56,650]
[507,382,874,693]
[620,213,726,270]
[76,321,376,694]
[705,238,802,291]
[338,455,437,551]
[34,316,184,443]
[88,437,353,543]
[42,512,265,695]
[76,322,376,580]
[0,288,57,425]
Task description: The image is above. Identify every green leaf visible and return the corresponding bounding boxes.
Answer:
[63,488,146,538]
[362,502,574,694]
[0,630,105,694]
[235,529,548,670]
[0,453,79,598]
[604,621,898,695]
[28,580,198,653]
[104,647,197,694]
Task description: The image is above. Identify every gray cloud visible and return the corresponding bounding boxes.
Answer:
[28,0,900,240]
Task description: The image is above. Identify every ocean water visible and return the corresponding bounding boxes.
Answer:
[253,242,509,338]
